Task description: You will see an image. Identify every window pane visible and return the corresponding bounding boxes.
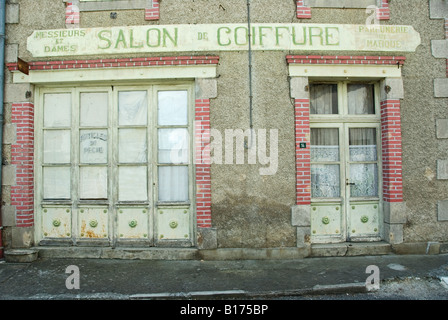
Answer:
[350,163,378,197]
[43,130,70,164]
[80,92,108,127]
[349,128,377,161]
[347,84,375,115]
[158,91,188,125]
[311,164,340,198]
[79,166,108,199]
[44,93,71,127]
[158,166,189,201]
[158,128,189,164]
[119,128,147,163]
[118,166,148,201]
[43,167,71,199]
[311,128,339,162]
[118,91,148,126]
[80,129,108,164]
[310,84,338,115]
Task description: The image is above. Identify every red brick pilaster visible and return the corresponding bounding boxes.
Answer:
[195,99,212,228]
[376,0,390,21]
[295,99,311,205]
[11,103,35,227]
[145,0,160,21]
[381,99,403,203]
[65,2,80,26]
[296,0,311,19]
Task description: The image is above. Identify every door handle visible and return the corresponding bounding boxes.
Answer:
[346,179,355,186]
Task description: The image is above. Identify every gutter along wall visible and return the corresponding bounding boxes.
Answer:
[1,0,447,259]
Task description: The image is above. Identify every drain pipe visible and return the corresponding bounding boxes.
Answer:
[245,0,254,149]
[0,0,6,259]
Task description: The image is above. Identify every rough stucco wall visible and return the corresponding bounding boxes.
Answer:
[3,0,448,247]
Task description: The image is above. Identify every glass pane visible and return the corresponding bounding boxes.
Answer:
[119,128,147,163]
[347,84,375,115]
[350,163,378,197]
[118,91,148,126]
[349,128,377,161]
[311,128,339,162]
[158,91,188,125]
[43,167,70,199]
[43,130,70,164]
[80,129,108,164]
[79,166,108,199]
[310,84,338,115]
[118,166,148,201]
[158,128,189,164]
[44,93,71,127]
[80,92,108,127]
[158,166,189,201]
[311,164,340,198]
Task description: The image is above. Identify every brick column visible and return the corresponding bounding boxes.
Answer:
[381,99,403,203]
[295,99,311,206]
[11,103,35,228]
[296,0,311,19]
[195,98,212,228]
[194,78,217,249]
[145,0,160,21]
[376,0,390,21]
[290,77,311,247]
[65,1,80,26]
[380,78,406,244]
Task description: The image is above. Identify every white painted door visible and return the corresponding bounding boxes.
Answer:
[310,123,381,243]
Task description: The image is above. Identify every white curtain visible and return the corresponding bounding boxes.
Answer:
[347,84,374,115]
[158,166,189,201]
[349,128,378,197]
[311,128,340,198]
[310,84,338,115]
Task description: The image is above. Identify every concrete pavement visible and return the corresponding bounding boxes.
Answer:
[0,253,447,300]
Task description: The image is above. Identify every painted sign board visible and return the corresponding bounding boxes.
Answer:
[27,23,421,57]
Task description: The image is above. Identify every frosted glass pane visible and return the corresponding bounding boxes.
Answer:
[158,166,189,202]
[118,91,148,126]
[119,166,148,201]
[43,167,70,199]
[43,130,70,164]
[79,166,108,199]
[349,128,377,161]
[119,128,147,163]
[350,164,378,197]
[311,128,339,162]
[80,129,108,164]
[158,128,189,164]
[158,91,188,125]
[347,84,375,115]
[80,92,108,127]
[311,164,340,198]
[44,93,71,127]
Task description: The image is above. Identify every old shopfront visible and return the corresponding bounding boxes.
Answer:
[2,0,448,260]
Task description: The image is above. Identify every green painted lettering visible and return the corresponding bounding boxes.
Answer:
[217,27,231,46]
[130,29,143,48]
[292,26,307,45]
[258,26,272,46]
[163,28,178,47]
[309,27,323,46]
[115,29,128,49]
[234,26,248,46]
[275,26,289,46]
[325,27,339,46]
[146,28,161,47]
[97,30,112,49]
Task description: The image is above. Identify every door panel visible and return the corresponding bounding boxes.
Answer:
[311,123,381,243]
